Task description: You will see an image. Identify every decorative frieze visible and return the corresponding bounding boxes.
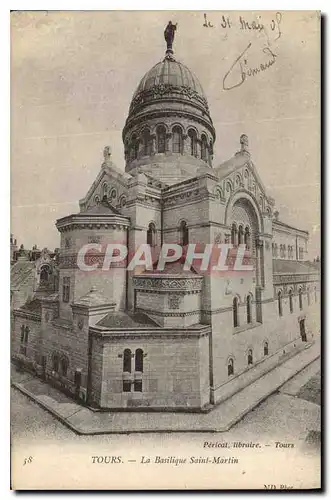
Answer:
[133,276,203,292]
[59,253,126,269]
[129,84,209,114]
[273,274,319,285]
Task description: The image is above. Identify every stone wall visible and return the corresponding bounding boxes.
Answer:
[90,332,210,410]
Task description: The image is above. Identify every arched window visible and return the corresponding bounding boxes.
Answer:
[263,341,269,356]
[24,326,29,344]
[244,227,250,250]
[209,139,213,160]
[156,126,166,153]
[180,221,189,246]
[246,295,252,324]
[188,129,197,157]
[123,349,132,373]
[289,289,293,313]
[52,354,59,373]
[20,325,25,344]
[60,357,68,377]
[307,290,311,306]
[228,358,234,376]
[314,287,317,303]
[274,243,278,258]
[288,245,291,259]
[147,222,156,247]
[248,349,253,365]
[299,288,303,310]
[102,183,108,197]
[231,223,238,246]
[142,129,152,156]
[40,266,49,286]
[172,126,183,154]
[238,225,244,245]
[201,134,208,161]
[20,325,29,355]
[135,349,143,372]
[131,134,139,160]
[233,297,239,328]
[278,291,283,317]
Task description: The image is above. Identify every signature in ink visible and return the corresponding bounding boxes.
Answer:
[223,43,278,91]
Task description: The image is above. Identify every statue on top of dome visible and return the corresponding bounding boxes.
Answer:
[103,145,112,162]
[164,21,177,53]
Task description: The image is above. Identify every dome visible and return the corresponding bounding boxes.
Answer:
[127,55,210,119]
[122,26,216,180]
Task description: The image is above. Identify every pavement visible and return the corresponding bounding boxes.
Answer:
[11,339,320,435]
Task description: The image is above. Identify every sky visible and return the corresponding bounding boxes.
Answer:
[11,10,320,258]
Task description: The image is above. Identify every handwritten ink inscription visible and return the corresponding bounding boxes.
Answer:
[223,44,277,91]
[203,12,282,41]
[203,12,282,91]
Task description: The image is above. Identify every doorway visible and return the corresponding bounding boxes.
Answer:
[299,319,307,342]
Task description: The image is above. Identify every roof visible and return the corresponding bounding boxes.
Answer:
[127,54,212,123]
[81,196,121,216]
[11,260,34,289]
[273,219,309,236]
[97,311,159,329]
[20,298,42,314]
[74,287,115,308]
[215,151,250,179]
[133,57,206,100]
[273,260,320,275]
[142,258,199,276]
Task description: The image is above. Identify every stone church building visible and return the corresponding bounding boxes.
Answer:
[12,27,320,411]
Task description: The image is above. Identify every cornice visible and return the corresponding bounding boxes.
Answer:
[56,215,130,233]
[90,325,210,340]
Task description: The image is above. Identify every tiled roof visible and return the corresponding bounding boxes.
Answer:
[74,287,115,308]
[133,58,207,101]
[11,261,34,289]
[20,298,42,314]
[97,311,159,329]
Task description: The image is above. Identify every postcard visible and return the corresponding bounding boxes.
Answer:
[11,10,321,490]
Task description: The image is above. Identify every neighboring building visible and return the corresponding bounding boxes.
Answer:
[11,246,58,311]
[11,27,320,410]
[10,234,18,263]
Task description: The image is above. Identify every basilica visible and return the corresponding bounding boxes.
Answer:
[12,25,320,411]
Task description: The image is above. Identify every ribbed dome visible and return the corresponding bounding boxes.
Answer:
[134,58,207,101]
[122,47,216,179]
[128,55,210,117]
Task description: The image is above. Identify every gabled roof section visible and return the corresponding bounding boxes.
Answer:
[20,297,42,314]
[73,286,115,308]
[215,152,269,199]
[11,260,34,289]
[83,196,121,216]
[79,154,132,210]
